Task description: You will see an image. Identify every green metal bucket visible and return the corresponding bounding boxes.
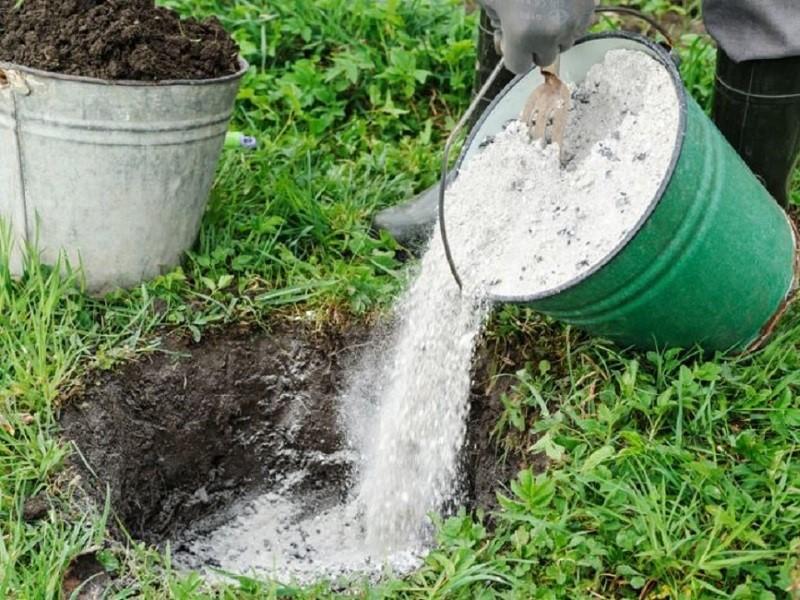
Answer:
[446,33,797,352]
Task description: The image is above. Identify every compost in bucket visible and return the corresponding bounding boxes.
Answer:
[0,0,245,293]
[0,0,239,80]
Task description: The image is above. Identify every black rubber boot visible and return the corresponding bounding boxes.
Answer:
[713,49,800,207]
[373,10,514,245]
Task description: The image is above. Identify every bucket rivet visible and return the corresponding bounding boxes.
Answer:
[1,70,31,96]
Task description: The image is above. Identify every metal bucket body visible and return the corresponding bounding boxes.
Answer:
[456,34,796,351]
[0,61,247,293]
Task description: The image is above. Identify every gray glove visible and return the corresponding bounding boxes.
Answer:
[478,0,595,74]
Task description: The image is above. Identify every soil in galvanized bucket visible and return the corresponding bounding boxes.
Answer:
[0,0,239,80]
[61,322,530,583]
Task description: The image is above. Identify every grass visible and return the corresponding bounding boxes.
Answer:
[2,0,800,598]
[384,317,800,598]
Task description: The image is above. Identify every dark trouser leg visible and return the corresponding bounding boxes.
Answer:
[713,49,800,207]
[373,10,514,245]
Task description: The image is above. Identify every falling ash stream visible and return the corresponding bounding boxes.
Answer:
[344,231,490,552]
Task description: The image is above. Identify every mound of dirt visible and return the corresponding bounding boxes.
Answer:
[0,0,239,80]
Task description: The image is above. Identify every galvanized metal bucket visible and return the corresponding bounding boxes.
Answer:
[0,59,247,293]
[442,33,797,351]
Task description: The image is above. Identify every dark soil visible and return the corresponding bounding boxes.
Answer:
[0,0,239,80]
[22,493,50,522]
[61,323,363,542]
[61,322,534,547]
[464,326,555,515]
[61,551,110,599]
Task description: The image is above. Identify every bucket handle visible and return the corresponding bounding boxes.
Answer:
[438,7,675,291]
[0,66,32,265]
[438,60,505,291]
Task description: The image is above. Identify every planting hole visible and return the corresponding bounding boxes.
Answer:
[61,324,513,582]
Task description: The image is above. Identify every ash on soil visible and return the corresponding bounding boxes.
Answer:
[60,321,535,580]
[0,0,239,80]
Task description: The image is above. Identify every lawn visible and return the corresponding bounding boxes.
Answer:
[2,0,800,598]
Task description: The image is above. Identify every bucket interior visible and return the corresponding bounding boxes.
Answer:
[455,34,686,304]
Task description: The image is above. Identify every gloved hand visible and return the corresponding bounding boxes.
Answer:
[478,0,595,74]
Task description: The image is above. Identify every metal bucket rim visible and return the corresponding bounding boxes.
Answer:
[744,213,800,353]
[452,32,688,304]
[0,56,249,87]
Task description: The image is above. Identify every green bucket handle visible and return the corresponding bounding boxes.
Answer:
[593,6,676,52]
[438,6,675,291]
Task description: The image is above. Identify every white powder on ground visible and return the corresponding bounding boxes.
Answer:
[445,49,680,298]
[349,238,489,552]
[174,463,425,584]
[174,49,680,584]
